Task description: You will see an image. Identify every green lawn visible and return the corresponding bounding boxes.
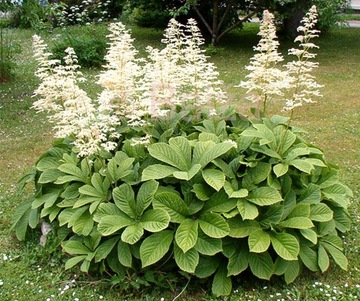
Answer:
[0,22,359,300]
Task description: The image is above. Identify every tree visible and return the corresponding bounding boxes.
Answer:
[121,0,348,45]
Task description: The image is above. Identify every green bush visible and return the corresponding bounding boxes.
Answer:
[0,26,20,82]
[14,111,352,296]
[51,33,107,68]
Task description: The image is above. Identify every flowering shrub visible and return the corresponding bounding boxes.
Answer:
[13,8,352,296]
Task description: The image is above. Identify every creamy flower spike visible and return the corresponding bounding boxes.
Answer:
[32,35,120,157]
[284,5,323,111]
[240,10,290,113]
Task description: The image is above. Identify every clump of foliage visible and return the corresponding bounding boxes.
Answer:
[0,25,20,82]
[13,7,352,297]
[51,30,107,68]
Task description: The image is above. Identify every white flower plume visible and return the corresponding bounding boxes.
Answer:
[284,5,323,111]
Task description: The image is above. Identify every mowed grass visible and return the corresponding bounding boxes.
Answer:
[0,22,359,300]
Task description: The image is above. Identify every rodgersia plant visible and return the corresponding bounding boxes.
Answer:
[14,11,352,297]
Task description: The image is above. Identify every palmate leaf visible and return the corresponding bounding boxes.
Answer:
[212,265,232,297]
[202,189,237,214]
[72,210,94,236]
[175,219,199,253]
[198,213,229,238]
[174,243,199,273]
[153,190,189,223]
[95,236,120,262]
[237,199,259,220]
[321,242,348,270]
[202,169,225,191]
[141,209,170,232]
[248,252,274,280]
[113,184,136,219]
[299,244,319,272]
[38,169,64,184]
[279,217,314,229]
[194,141,233,168]
[136,180,159,215]
[121,224,144,245]
[173,164,201,180]
[31,189,60,209]
[117,240,132,267]
[318,244,330,273]
[228,217,260,238]
[273,163,288,178]
[227,246,249,276]
[322,184,350,208]
[300,229,318,244]
[270,232,300,261]
[289,159,314,174]
[247,187,282,206]
[97,213,133,236]
[195,256,220,278]
[195,233,222,256]
[310,203,333,222]
[192,184,212,201]
[62,240,91,255]
[140,230,174,268]
[148,137,190,170]
[141,164,178,181]
[224,182,248,198]
[248,229,271,253]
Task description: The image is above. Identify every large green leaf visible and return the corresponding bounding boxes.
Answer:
[273,163,289,178]
[175,219,199,253]
[38,169,64,184]
[212,265,232,297]
[72,211,94,236]
[279,217,314,229]
[202,169,225,192]
[227,247,248,276]
[95,236,119,262]
[322,184,350,208]
[136,180,159,215]
[195,256,220,278]
[248,229,271,253]
[192,183,212,201]
[117,240,132,267]
[289,159,314,174]
[121,224,144,245]
[36,156,61,171]
[153,190,189,223]
[198,213,229,238]
[202,190,237,214]
[237,199,259,220]
[141,164,178,181]
[299,245,318,272]
[300,229,318,244]
[228,217,260,238]
[243,162,272,187]
[194,141,233,167]
[141,209,170,232]
[148,137,190,170]
[140,230,174,268]
[248,252,274,280]
[298,184,321,204]
[224,182,248,198]
[321,242,348,270]
[174,243,199,273]
[310,203,333,222]
[62,240,91,255]
[56,163,87,183]
[284,261,300,284]
[65,255,87,270]
[247,187,282,206]
[97,214,133,236]
[173,164,202,180]
[113,184,136,219]
[270,233,299,260]
[318,244,330,272]
[195,232,222,256]
[31,189,60,209]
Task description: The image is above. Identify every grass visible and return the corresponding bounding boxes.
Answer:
[0,22,359,300]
